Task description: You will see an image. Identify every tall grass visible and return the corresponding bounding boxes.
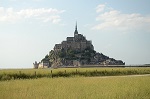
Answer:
[0,68,150,81]
[0,76,150,99]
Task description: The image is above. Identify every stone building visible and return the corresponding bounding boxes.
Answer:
[38,61,50,68]
[54,22,94,52]
[33,61,50,69]
[33,61,39,69]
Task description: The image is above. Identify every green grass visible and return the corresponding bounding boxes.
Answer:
[0,76,150,99]
[1,68,150,80]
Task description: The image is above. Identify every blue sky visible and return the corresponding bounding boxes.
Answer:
[0,0,150,68]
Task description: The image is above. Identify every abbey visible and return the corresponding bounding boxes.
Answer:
[54,22,93,52]
[33,22,125,69]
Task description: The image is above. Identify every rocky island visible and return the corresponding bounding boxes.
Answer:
[33,23,125,68]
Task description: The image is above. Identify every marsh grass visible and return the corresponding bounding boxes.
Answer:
[0,76,150,99]
[0,68,150,80]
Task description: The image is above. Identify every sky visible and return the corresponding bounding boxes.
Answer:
[0,0,150,68]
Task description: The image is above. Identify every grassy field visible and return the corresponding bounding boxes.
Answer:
[0,75,150,99]
[0,67,150,80]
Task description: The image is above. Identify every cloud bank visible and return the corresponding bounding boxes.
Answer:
[92,4,150,32]
[0,7,65,24]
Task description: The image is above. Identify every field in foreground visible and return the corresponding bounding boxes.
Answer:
[0,76,150,99]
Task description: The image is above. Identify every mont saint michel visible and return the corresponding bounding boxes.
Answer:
[33,23,125,68]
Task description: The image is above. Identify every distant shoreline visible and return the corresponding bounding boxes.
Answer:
[1,65,150,69]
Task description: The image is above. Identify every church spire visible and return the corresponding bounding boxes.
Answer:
[75,21,77,31]
[74,21,78,36]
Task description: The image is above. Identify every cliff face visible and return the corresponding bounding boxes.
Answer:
[36,23,125,68]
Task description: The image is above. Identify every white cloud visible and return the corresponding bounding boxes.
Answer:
[92,4,150,32]
[42,15,61,24]
[96,4,105,13]
[0,7,65,24]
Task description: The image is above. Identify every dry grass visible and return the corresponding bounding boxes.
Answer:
[0,75,150,99]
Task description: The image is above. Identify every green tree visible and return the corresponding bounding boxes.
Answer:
[41,54,49,62]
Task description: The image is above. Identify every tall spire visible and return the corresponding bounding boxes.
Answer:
[74,21,78,36]
[75,21,77,31]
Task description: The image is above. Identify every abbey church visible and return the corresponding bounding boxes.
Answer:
[33,22,125,68]
[54,22,93,52]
